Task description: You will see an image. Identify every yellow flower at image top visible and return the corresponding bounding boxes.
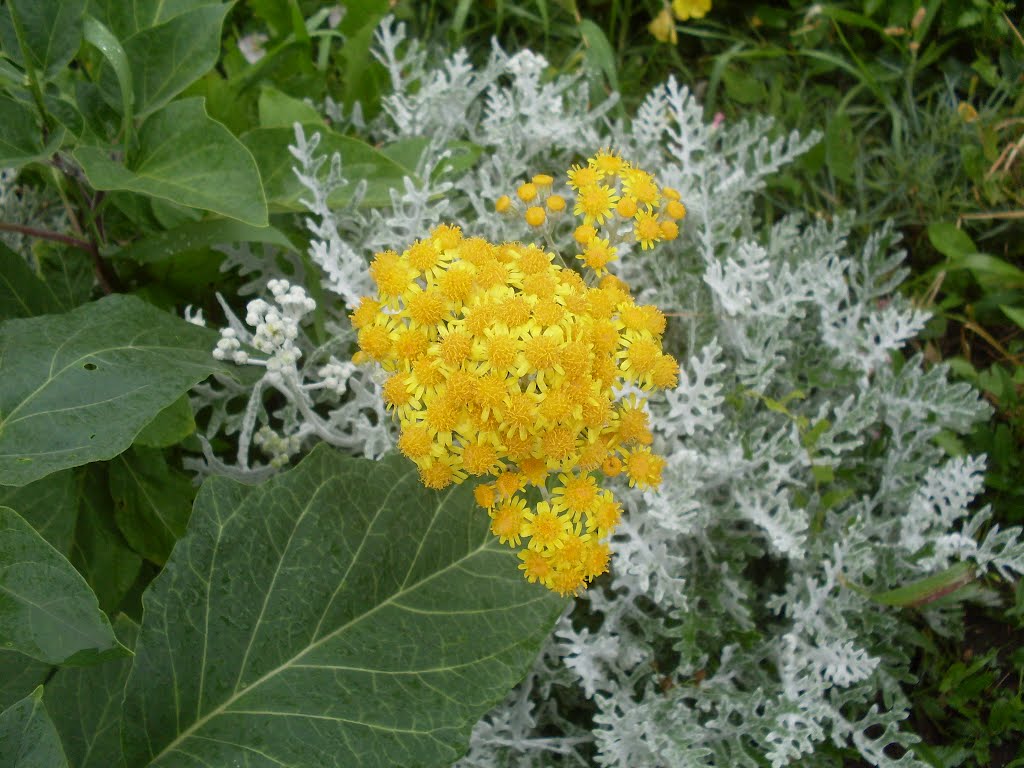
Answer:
[672,0,711,22]
[352,151,683,597]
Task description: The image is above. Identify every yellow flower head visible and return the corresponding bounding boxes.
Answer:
[356,152,685,594]
[649,6,678,44]
[672,0,711,21]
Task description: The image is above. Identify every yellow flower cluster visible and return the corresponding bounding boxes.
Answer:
[498,149,686,276]
[353,153,680,596]
[649,0,712,43]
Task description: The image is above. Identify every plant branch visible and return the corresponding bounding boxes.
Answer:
[0,221,94,251]
[0,220,118,294]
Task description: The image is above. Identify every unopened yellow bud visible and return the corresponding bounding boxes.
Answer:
[616,196,638,218]
[525,206,546,227]
[517,183,538,202]
[546,194,566,212]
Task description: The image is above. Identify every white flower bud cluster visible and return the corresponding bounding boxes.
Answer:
[213,280,316,372]
[253,425,302,468]
[212,328,249,365]
[316,358,357,397]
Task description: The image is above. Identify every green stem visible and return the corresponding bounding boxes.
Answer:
[7,3,55,133]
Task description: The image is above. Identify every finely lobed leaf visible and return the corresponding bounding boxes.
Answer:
[123,447,565,768]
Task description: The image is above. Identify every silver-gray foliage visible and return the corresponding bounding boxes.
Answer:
[195,18,1023,766]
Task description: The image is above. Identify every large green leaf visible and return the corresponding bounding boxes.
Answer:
[46,615,139,768]
[0,506,126,666]
[0,687,68,767]
[133,395,195,448]
[88,0,215,40]
[109,447,193,564]
[123,447,564,768]
[0,651,50,711]
[124,3,230,117]
[71,465,142,615]
[75,98,268,226]
[0,293,223,486]
[0,468,78,553]
[241,124,411,211]
[0,0,85,80]
[36,246,94,311]
[112,219,296,264]
[0,241,62,320]
[257,85,325,127]
[0,94,63,167]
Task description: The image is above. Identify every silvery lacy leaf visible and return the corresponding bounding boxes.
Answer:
[122,446,565,768]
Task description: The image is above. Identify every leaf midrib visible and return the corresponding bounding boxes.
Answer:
[148,470,499,765]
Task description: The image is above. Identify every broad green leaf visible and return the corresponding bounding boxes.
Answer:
[0,651,50,710]
[337,7,388,110]
[0,94,63,168]
[71,465,142,615]
[871,562,976,608]
[46,615,139,768]
[134,395,195,448]
[0,241,62,319]
[0,687,68,768]
[1000,304,1024,331]
[381,138,483,181]
[0,293,224,486]
[242,124,411,211]
[43,93,85,140]
[89,0,216,40]
[258,85,324,127]
[0,506,126,665]
[35,246,93,311]
[74,80,120,141]
[113,219,296,264]
[946,253,1024,288]
[75,99,268,226]
[248,0,293,36]
[0,0,85,80]
[109,447,193,564]
[123,447,565,768]
[83,14,133,144]
[101,3,232,118]
[927,221,977,259]
[0,469,78,553]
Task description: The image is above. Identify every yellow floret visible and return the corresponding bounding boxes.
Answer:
[574,183,619,225]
